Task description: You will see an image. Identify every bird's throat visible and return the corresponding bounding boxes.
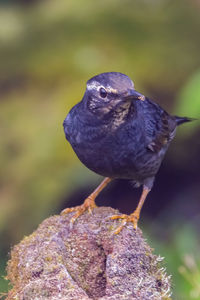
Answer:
[111,101,133,130]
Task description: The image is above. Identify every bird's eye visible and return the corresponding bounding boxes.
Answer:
[99,87,107,98]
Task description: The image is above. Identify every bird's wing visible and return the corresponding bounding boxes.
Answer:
[143,99,177,153]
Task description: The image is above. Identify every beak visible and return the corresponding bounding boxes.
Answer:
[124,89,145,101]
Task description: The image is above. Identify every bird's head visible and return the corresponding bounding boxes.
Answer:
[84,72,145,116]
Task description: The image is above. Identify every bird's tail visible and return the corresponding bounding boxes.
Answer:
[175,116,196,126]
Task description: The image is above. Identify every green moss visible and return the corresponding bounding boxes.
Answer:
[6,208,172,299]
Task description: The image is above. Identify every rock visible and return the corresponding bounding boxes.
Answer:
[6,207,172,300]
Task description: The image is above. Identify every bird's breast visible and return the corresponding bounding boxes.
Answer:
[70,123,155,179]
[64,106,166,180]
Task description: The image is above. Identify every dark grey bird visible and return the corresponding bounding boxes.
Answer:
[62,72,192,233]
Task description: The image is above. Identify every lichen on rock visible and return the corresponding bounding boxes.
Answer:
[6,207,172,299]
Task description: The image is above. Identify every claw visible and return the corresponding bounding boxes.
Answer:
[110,187,151,234]
[61,177,111,224]
[110,212,139,234]
[61,196,97,223]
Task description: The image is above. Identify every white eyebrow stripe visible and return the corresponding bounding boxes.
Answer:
[87,82,117,94]
[87,81,100,90]
[106,87,117,93]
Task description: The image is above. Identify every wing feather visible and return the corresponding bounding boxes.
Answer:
[142,99,177,153]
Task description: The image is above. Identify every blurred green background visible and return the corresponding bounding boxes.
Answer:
[0,0,200,298]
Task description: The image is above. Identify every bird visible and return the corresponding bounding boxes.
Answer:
[62,72,192,233]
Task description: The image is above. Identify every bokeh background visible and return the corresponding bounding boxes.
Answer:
[0,0,200,298]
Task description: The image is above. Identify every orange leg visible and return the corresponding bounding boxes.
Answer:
[111,187,150,234]
[61,177,112,223]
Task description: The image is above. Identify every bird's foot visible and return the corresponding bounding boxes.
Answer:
[110,211,139,234]
[61,196,97,223]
